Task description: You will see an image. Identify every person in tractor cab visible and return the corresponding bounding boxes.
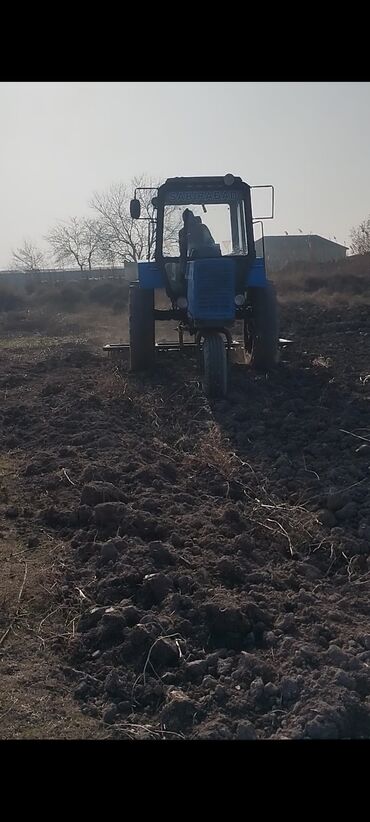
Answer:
[179,208,216,261]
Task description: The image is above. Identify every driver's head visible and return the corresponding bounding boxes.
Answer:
[183,208,195,223]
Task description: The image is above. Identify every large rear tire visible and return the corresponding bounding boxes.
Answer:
[244,283,279,370]
[202,333,228,398]
[129,283,155,372]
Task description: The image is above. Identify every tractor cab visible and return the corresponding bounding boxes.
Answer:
[130,174,258,302]
[128,173,278,398]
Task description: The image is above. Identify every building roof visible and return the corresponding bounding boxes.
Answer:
[258,234,348,250]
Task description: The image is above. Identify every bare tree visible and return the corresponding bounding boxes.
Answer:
[46,217,105,270]
[350,217,370,255]
[90,174,182,264]
[11,240,46,271]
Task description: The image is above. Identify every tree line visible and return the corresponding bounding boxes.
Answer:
[10,174,370,270]
[10,174,181,272]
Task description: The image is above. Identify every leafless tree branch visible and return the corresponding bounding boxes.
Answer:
[350,217,370,255]
[90,175,182,263]
[45,217,106,270]
[11,240,46,271]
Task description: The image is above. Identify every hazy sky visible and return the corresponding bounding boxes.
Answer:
[1,81,369,268]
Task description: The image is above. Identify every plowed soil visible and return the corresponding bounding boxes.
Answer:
[2,299,370,739]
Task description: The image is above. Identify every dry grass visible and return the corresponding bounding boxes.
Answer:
[102,367,326,565]
[270,252,370,305]
[0,447,108,739]
[0,279,130,344]
[193,421,324,559]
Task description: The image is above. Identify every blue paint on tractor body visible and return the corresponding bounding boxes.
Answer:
[137,256,269,323]
[247,257,268,287]
[138,262,165,289]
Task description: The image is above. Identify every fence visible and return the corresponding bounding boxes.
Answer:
[0,264,138,291]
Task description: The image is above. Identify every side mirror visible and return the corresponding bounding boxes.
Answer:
[130,198,141,219]
[151,196,158,209]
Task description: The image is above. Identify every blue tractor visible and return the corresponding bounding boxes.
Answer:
[127,173,278,398]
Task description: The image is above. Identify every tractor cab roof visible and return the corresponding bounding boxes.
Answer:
[160,175,249,191]
[157,176,251,206]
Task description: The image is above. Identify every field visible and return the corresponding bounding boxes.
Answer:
[1,258,370,739]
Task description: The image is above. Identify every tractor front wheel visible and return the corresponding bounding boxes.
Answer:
[202,333,228,398]
[129,283,155,372]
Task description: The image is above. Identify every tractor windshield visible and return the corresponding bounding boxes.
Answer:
[162,192,249,259]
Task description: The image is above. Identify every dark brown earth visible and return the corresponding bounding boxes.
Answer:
[2,299,370,739]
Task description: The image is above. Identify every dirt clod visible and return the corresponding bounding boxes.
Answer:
[236,720,258,740]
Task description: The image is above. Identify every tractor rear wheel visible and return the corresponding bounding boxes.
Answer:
[202,333,228,398]
[129,283,155,372]
[244,283,279,370]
